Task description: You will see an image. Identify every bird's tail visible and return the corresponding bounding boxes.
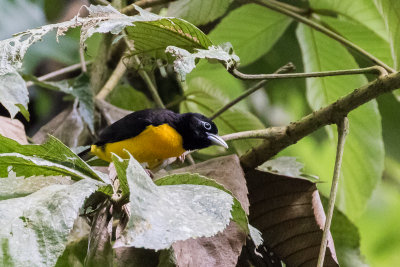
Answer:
[78,147,92,161]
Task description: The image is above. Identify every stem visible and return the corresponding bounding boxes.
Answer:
[121,0,177,14]
[239,71,400,171]
[124,36,165,108]
[25,62,89,87]
[248,0,396,73]
[231,65,388,81]
[210,62,295,120]
[96,57,127,100]
[79,47,87,73]
[222,128,283,141]
[317,117,349,267]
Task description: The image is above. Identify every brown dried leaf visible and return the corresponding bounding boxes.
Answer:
[0,116,28,144]
[96,99,131,125]
[158,155,249,267]
[32,106,91,146]
[245,169,338,267]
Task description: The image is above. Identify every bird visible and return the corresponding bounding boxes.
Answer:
[80,109,228,168]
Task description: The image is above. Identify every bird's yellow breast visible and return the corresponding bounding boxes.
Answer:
[91,124,185,164]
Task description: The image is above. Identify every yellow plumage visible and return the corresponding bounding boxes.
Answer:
[91,124,185,165]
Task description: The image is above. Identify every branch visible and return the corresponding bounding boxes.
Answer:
[239,71,400,171]
[209,63,295,120]
[25,62,89,87]
[247,0,396,73]
[96,56,127,100]
[231,65,388,81]
[121,0,177,15]
[317,117,349,267]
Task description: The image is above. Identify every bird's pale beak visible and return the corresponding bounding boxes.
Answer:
[207,133,228,149]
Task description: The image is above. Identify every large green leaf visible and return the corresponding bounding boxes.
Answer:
[0,179,100,267]
[112,155,235,250]
[296,24,384,221]
[0,135,103,181]
[310,0,388,41]
[167,0,233,26]
[155,173,248,234]
[374,0,400,98]
[125,14,213,58]
[320,15,393,67]
[180,77,265,155]
[208,3,292,66]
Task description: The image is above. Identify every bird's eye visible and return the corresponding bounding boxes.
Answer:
[202,121,212,130]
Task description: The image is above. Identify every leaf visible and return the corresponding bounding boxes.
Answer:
[0,69,29,118]
[167,0,233,26]
[208,3,292,66]
[26,74,95,133]
[155,173,248,234]
[165,43,239,80]
[0,179,100,267]
[32,106,91,148]
[296,24,384,221]
[320,15,393,67]
[0,116,28,144]
[0,172,73,200]
[0,135,103,181]
[112,155,234,250]
[96,99,132,125]
[0,4,157,119]
[320,197,367,267]
[258,156,319,182]
[157,155,249,267]
[245,168,339,266]
[125,8,213,58]
[309,0,388,41]
[106,84,153,111]
[180,77,265,155]
[374,0,400,96]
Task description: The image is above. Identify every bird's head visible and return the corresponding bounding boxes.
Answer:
[177,113,228,151]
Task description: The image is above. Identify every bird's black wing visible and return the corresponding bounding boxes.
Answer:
[95,109,180,146]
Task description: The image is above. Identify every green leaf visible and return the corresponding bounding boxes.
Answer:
[180,77,265,155]
[111,154,129,196]
[374,0,400,97]
[155,173,249,234]
[296,24,384,221]
[309,0,388,41]
[167,0,233,26]
[208,3,292,66]
[0,179,100,267]
[0,135,104,181]
[112,155,235,250]
[0,70,29,119]
[320,15,393,67]
[0,173,73,200]
[125,8,213,58]
[25,74,95,133]
[106,84,153,111]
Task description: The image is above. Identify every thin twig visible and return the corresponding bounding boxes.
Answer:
[96,57,127,100]
[209,62,295,120]
[25,62,90,87]
[248,0,396,73]
[231,65,388,81]
[317,117,349,267]
[124,36,166,108]
[79,47,87,73]
[222,128,282,141]
[121,0,177,14]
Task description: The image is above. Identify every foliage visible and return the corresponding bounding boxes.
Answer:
[0,0,400,266]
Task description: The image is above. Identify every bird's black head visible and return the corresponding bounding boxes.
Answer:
[176,113,228,151]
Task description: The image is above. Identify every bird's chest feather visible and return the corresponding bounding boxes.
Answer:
[101,124,185,162]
